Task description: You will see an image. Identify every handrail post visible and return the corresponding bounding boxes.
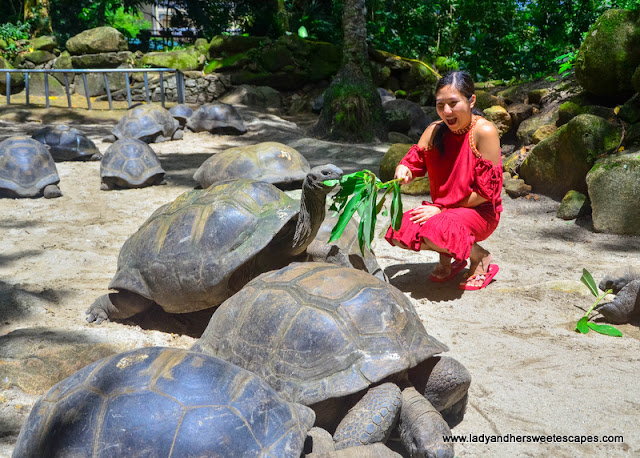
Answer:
[176,71,185,104]
[5,72,10,104]
[159,71,165,107]
[25,73,30,107]
[104,73,113,110]
[44,73,50,109]
[124,71,132,108]
[63,73,72,108]
[81,73,91,110]
[143,71,150,104]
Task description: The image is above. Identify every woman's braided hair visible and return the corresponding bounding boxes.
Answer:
[433,71,484,155]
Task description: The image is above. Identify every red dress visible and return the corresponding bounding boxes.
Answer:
[385,120,503,261]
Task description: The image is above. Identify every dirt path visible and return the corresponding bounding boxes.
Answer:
[0,106,638,457]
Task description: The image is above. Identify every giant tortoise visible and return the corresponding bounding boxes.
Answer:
[193,141,310,190]
[186,102,247,135]
[192,262,471,457]
[597,266,640,324]
[31,124,101,161]
[105,104,182,143]
[100,138,166,190]
[0,136,62,198]
[86,164,343,324]
[13,346,314,457]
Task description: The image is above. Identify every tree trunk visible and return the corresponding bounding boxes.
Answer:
[24,0,53,36]
[312,0,386,142]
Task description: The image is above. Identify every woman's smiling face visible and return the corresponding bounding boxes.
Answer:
[435,84,475,131]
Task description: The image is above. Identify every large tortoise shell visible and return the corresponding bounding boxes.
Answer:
[100,138,165,187]
[112,105,179,142]
[193,262,448,405]
[13,347,314,457]
[109,179,298,312]
[32,124,99,161]
[193,142,310,189]
[186,102,247,134]
[0,136,60,197]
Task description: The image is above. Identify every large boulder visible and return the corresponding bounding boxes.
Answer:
[379,143,430,195]
[0,56,24,92]
[520,114,621,198]
[65,27,128,55]
[516,110,558,145]
[586,147,640,235]
[142,48,204,71]
[71,51,133,68]
[30,35,58,52]
[574,9,640,97]
[220,84,282,109]
[383,99,430,140]
[22,50,56,65]
[483,105,511,137]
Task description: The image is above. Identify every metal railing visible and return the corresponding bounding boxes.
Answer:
[0,68,185,110]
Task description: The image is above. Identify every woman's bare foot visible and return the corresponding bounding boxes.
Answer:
[430,254,453,280]
[461,244,492,288]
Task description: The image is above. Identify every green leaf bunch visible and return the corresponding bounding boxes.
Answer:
[575,268,622,337]
[324,170,403,254]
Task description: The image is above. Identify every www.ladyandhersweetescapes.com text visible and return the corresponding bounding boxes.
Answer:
[443,433,624,444]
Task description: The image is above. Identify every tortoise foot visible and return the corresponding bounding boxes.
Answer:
[334,383,402,450]
[86,294,118,324]
[440,393,468,428]
[410,356,471,416]
[596,279,640,324]
[43,184,62,198]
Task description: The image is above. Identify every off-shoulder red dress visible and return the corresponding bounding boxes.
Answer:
[384,118,503,261]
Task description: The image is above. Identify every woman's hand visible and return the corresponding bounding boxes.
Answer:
[395,164,413,184]
[410,205,441,224]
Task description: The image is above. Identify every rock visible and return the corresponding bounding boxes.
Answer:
[575,9,640,97]
[627,122,640,146]
[383,99,429,140]
[30,35,57,52]
[25,74,67,97]
[220,84,282,109]
[194,37,210,55]
[65,26,128,55]
[504,178,531,198]
[557,100,615,126]
[483,105,511,137]
[502,147,529,175]
[208,35,267,58]
[496,85,523,105]
[586,147,640,235]
[22,50,56,65]
[527,88,549,105]
[142,48,203,71]
[475,90,504,110]
[71,51,133,69]
[507,103,534,130]
[520,114,621,198]
[532,124,557,144]
[516,110,558,145]
[379,143,430,195]
[388,132,414,143]
[633,65,640,93]
[557,190,590,220]
[52,51,74,86]
[618,93,640,125]
[0,57,24,91]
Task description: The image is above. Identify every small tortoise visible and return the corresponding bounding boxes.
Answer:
[0,136,62,198]
[597,267,640,324]
[306,212,389,282]
[169,103,194,128]
[193,141,311,190]
[105,104,182,143]
[86,164,343,324]
[192,262,471,457]
[31,124,101,161]
[100,138,166,190]
[13,347,315,457]
[186,102,247,135]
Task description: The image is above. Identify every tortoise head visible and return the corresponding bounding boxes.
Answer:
[304,164,343,192]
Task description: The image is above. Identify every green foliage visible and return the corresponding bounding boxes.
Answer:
[325,170,403,253]
[575,268,623,337]
[105,6,151,39]
[0,20,31,61]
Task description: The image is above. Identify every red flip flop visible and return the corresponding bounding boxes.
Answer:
[459,264,499,290]
[429,260,467,283]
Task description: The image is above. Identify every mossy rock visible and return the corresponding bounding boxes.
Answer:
[504,178,531,198]
[557,100,615,126]
[575,9,640,97]
[484,105,511,137]
[557,190,590,220]
[503,150,523,175]
[71,51,133,69]
[379,143,430,195]
[475,90,504,110]
[142,48,203,71]
[587,147,640,234]
[194,38,210,55]
[31,35,58,52]
[0,56,25,90]
[260,44,296,72]
[618,94,640,125]
[306,41,342,81]
[208,35,266,58]
[633,65,640,93]
[66,26,128,55]
[496,85,523,104]
[532,124,557,144]
[517,110,559,145]
[0,38,7,49]
[627,122,640,146]
[527,88,549,105]
[22,50,56,65]
[204,52,252,74]
[520,114,622,198]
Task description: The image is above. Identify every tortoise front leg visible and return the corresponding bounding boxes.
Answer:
[333,383,402,450]
[86,291,154,324]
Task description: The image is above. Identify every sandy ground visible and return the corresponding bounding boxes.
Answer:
[0,104,639,457]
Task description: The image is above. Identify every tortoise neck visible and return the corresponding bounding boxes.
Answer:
[291,179,328,255]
